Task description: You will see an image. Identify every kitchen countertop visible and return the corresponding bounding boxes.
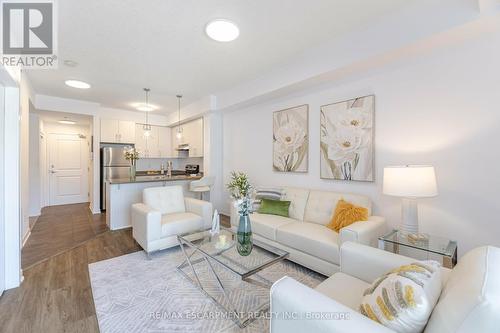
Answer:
[108,174,202,184]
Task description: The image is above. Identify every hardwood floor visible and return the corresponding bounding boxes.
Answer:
[29,216,39,229]
[22,203,108,269]
[220,213,230,228]
[0,207,231,333]
[1,227,142,333]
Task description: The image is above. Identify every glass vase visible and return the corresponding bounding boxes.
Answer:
[130,163,136,179]
[237,214,253,256]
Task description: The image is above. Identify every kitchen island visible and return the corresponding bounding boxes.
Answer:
[106,174,202,230]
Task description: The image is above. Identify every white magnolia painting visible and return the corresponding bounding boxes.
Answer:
[273,104,309,172]
[320,95,374,181]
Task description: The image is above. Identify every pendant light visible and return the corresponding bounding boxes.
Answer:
[142,88,152,137]
[176,94,183,140]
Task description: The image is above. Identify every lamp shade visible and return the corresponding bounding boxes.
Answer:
[383,165,438,198]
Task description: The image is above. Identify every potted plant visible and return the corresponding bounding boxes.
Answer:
[227,171,253,256]
[124,147,139,179]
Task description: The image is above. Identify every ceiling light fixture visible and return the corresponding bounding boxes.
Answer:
[58,117,76,125]
[136,104,156,112]
[205,19,239,42]
[65,79,91,89]
[176,94,183,140]
[142,88,152,137]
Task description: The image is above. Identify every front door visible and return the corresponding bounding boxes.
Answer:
[48,133,89,205]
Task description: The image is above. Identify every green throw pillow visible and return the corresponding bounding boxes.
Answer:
[258,198,291,217]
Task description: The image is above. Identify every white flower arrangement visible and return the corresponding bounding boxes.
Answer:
[226,171,254,216]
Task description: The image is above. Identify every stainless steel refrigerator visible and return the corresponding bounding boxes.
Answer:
[100,145,132,210]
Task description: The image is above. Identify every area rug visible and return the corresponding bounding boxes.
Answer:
[89,245,325,333]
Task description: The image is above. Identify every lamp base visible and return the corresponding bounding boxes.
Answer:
[400,198,419,234]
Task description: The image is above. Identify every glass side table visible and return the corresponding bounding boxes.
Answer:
[378,230,458,268]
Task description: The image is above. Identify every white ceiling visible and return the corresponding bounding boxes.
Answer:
[35,109,92,126]
[27,0,416,115]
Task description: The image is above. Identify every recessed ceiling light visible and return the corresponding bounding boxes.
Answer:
[58,119,76,125]
[65,80,91,89]
[205,19,239,42]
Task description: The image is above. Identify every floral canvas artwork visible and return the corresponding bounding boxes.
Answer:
[273,105,309,172]
[320,95,374,181]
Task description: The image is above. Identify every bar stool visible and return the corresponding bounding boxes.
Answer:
[189,176,215,200]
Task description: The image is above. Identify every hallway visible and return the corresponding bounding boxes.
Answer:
[22,203,108,269]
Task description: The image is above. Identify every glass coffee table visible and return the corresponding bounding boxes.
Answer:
[176,227,289,328]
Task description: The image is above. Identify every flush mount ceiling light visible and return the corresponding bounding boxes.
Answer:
[205,19,239,42]
[65,79,91,89]
[135,103,157,112]
[58,117,76,125]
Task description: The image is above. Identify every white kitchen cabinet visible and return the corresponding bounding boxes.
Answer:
[135,124,159,158]
[170,118,204,157]
[100,118,120,143]
[188,118,204,157]
[158,126,172,158]
[119,121,136,143]
[100,119,136,144]
[135,125,171,158]
[171,126,181,157]
[135,124,148,157]
[148,126,160,158]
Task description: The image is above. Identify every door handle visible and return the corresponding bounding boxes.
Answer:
[49,170,56,174]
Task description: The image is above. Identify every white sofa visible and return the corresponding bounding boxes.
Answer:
[230,187,386,276]
[131,186,213,255]
[271,242,500,333]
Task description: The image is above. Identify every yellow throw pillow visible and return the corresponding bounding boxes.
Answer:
[327,199,368,232]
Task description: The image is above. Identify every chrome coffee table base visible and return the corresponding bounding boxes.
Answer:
[176,234,286,328]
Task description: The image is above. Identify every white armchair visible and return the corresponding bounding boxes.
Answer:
[271,242,500,333]
[131,186,213,256]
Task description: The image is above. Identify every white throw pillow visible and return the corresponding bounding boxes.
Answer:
[359,261,442,333]
[252,187,283,211]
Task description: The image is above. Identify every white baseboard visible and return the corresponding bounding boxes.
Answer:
[22,230,31,248]
[29,211,41,217]
[90,202,102,215]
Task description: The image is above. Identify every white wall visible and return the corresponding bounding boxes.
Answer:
[203,113,224,210]
[43,121,90,137]
[28,113,41,217]
[1,67,21,289]
[39,120,48,209]
[0,82,4,294]
[19,73,35,244]
[223,29,500,256]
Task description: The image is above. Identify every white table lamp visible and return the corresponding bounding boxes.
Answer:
[383,165,438,238]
